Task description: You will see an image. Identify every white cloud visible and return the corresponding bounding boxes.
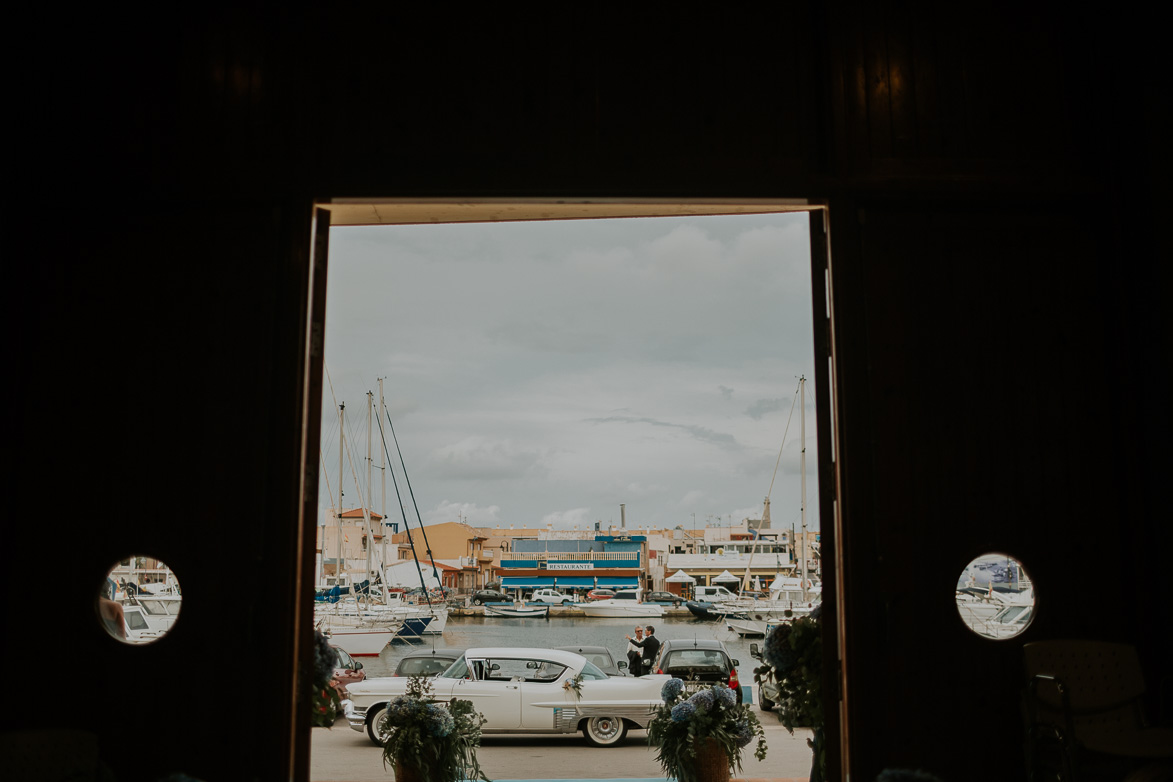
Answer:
[323,213,821,531]
[429,437,549,481]
[540,508,593,527]
[423,500,501,527]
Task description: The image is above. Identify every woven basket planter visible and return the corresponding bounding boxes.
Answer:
[694,738,732,782]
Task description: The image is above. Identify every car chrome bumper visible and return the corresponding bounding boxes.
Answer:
[343,700,367,732]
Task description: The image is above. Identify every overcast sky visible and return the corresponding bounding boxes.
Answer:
[318,212,820,535]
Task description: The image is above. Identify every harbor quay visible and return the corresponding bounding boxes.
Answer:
[446,605,695,618]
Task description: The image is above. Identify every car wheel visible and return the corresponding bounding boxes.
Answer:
[582,716,628,747]
[473,598,484,606]
[366,703,391,745]
[673,599,681,607]
[562,600,572,605]
[758,686,774,712]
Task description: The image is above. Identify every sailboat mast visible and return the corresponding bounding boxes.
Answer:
[378,377,387,577]
[337,402,344,589]
[367,390,374,585]
[800,375,808,597]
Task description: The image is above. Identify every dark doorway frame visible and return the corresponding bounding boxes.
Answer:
[294,199,845,780]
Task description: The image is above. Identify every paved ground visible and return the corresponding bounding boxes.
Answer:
[310,716,814,782]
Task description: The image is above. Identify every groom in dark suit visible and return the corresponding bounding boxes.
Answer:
[625,625,661,672]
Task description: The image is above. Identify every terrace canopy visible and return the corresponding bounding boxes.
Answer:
[665,569,696,583]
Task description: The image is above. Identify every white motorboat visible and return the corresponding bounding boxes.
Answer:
[483,602,550,618]
[725,617,769,637]
[579,601,664,618]
[981,603,1034,638]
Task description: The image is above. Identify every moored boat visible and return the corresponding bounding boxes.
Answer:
[483,602,550,618]
[579,601,664,618]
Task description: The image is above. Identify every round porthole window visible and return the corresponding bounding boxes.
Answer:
[97,556,182,644]
[955,553,1034,639]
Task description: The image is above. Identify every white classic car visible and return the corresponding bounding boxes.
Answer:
[345,647,669,747]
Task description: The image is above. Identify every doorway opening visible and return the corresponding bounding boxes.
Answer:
[301,198,839,781]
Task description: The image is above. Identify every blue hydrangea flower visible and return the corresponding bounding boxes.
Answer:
[424,703,455,737]
[714,684,738,708]
[688,689,715,712]
[386,695,425,724]
[661,678,684,701]
[670,701,697,722]
[734,720,754,747]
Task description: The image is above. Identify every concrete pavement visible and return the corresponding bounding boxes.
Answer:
[309,716,814,782]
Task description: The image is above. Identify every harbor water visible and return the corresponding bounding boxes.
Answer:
[355,613,767,680]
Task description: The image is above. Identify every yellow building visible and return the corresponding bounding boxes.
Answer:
[391,521,495,588]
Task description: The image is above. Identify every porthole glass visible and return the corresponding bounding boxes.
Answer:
[98,556,182,644]
[955,553,1034,639]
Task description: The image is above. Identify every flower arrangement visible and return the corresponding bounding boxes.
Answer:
[562,673,583,701]
[646,678,767,782]
[754,605,824,781]
[377,674,490,782]
[311,629,343,727]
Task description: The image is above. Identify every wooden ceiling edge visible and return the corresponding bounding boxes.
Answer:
[318,199,816,227]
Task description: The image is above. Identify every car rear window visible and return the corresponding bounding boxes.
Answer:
[398,657,455,676]
[663,650,729,671]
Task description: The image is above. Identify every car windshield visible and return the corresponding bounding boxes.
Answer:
[579,660,609,681]
[440,657,470,679]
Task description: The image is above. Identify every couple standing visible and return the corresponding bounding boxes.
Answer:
[625,625,659,676]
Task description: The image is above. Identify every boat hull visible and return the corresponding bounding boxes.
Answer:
[483,604,550,618]
[316,621,397,655]
[579,602,664,618]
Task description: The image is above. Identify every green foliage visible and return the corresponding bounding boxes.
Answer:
[754,609,824,781]
[646,679,767,782]
[378,675,490,782]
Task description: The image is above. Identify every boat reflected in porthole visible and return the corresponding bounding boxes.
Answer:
[955,553,1034,640]
[97,557,182,644]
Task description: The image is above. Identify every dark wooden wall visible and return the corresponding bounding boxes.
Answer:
[7,3,1167,782]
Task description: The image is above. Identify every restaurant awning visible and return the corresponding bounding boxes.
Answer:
[665,569,697,583]
[713,570,740,582]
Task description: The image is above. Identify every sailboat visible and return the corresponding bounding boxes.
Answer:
[314,400,401,655]
[723,376,822,637]
[372,379,449,636]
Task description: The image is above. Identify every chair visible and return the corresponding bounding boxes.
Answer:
[1022,640,1173,782]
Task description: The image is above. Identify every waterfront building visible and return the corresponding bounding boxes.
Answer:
[317,508,389,587]
[497,533,646,595]
[390,521,495,588]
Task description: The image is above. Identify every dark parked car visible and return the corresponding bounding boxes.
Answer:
[470,589,511,605]
[642,591,683,605]
[331,644,366,698]
[585,588,616,601]
[392,649,464,677]
[555,645,628,676]
[648,638,744,700]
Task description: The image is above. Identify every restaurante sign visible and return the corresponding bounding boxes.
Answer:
[546,563,594,570]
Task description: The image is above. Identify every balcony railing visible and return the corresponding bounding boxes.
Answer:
[508,552,638,561]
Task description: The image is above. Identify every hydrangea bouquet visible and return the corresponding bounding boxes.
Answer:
[754,606,824,781]
[646,678,767,782]
[310,629,343,728]
[377,675,490,782]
